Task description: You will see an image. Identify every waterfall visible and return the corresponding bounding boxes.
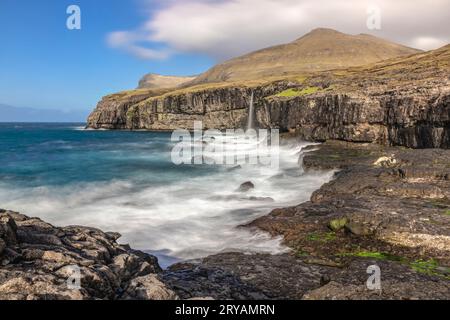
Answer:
[247,91,255,130]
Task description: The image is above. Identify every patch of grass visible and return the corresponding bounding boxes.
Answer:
[328,154,342,159]
[339,252,450,280]
[411,259,438,274]
[333,71,350,77]
[339,251,405,262]
[275,86,321,98]
[274,88,300,97]
[295,75,308,83]
[427,198,450,209]
[410,259,450,279]
[295,250,309,258]
[306,232,336,243]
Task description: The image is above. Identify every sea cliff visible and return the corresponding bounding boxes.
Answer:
[87,45,450,148]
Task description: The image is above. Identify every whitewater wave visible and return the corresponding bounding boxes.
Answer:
[0,137,333,267]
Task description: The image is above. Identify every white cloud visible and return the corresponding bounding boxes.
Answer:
[410,37,448,51]
[107,0,450,60]
[107,31,171,60]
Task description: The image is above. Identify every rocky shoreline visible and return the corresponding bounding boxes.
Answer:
[161,140,450,300]
[0,210,176,300]
[1,140,449,300]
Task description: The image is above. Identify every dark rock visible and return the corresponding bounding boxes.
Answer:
[163,253,338,300]
[0,239,5,256]
[303,259,450,300]
[0,215,18,245]
[0,210,174,300]
[248,196,274,202]
[121,274,177,300]
[237,181,255,192]
[227,165,242,172]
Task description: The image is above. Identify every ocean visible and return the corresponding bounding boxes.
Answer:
[0,123,333,267]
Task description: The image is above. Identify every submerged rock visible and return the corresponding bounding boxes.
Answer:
[227,165,242,172]
[237,181,255,192]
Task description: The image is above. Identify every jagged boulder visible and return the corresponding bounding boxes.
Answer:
[0,209,175,300]
[237,181,255,192]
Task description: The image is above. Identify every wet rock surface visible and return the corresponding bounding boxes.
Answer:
[162,253,337,300]
[0,210,176,300]
[163,141,450,300]
[163,253,449,300]
[237,181,255,192]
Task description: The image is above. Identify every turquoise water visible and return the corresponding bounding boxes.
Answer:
[0,123,333,267]
[0,122,217,187]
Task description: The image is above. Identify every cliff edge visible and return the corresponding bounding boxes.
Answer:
[87,45,450,148]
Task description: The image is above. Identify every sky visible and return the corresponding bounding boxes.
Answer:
[0,0,448,120]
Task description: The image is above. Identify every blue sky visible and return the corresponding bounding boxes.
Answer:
[0,0,448,120]
[0,0,213,114]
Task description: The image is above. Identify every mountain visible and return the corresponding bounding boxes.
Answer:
[187,28,421,85]
[0,104,88,122]
[138,73,197,89]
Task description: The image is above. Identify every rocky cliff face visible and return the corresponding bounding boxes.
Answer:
[87,45,450,148]
[259,84,450,148]
[87,83,285,131]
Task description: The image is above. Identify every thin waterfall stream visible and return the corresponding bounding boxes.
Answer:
[247,91,255,130]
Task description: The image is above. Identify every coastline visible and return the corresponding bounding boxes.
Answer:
[1,139,449,299]
[161,140,450,299]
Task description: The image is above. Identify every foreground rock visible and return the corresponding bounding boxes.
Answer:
[0,210,176,300]
[163,253,449,300]
[251,141,450,264]
[162,141,450,300]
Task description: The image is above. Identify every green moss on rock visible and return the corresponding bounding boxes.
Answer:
[306,232,336,243]
[274,86,322,98]
[328,217,348,231]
